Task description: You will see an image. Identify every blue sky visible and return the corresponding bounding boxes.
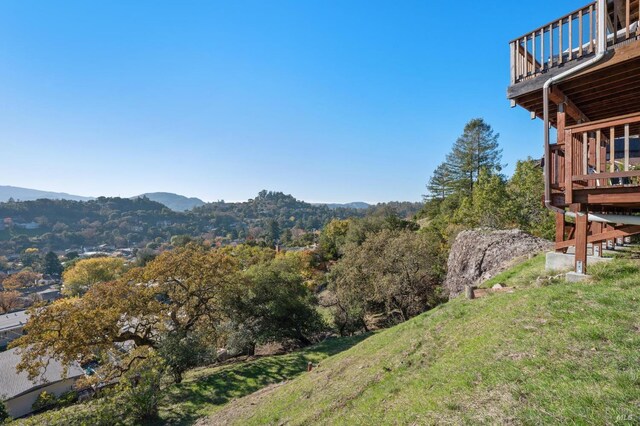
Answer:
[0,1,586,203]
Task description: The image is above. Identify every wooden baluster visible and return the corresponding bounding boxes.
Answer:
[596,130,601,173]
[624,123,630,171]
[557,104,566,188]
[565,129,574,204]
[510,42,516,84]
[589,5,593,53]
[524,36,528,75]
[532,32,536,73]
[589,134,596,185]
[569,13,573,60]
[610,127,616,173]
[579,9,584,57]
[583,132,588,176]
[559,19,564,64]
[520,37,527,77]
[626,0,630,40]
[540,27,545,69]
[549,24,554,66]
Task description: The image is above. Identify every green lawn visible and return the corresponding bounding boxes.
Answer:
[202,259,640,425]
[156,334,369,425]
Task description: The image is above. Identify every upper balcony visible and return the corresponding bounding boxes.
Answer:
[508,0,640,100]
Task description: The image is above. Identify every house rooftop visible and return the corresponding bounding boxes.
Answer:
[0,310,29,332]
[0,347,84,400]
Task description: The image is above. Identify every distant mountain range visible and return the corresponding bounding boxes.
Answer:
[0,185,93,202]
[132,192,205,212]
[0,185,373,213]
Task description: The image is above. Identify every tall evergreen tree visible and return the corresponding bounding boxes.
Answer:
[43,251,64,277]
[446,118,503,194]
[425,162,454,200]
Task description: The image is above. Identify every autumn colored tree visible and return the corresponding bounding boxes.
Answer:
[13,244,239,383]
[0,290,21,313]
[318,219,351,260]
[62,257,127,296]
[3,270,40,290]
[20,248,41,270]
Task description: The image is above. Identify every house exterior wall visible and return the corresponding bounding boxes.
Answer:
[0,325,24,348]
[5,377,78,419]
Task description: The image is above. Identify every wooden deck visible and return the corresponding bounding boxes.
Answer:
[508,0,640,273]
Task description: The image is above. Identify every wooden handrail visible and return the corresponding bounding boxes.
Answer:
[509,2,597,44]
[565,111,640,132]
[510,0,640,85]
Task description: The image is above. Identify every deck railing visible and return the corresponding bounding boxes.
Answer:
[553,111,640,203]
[510,0,640,84]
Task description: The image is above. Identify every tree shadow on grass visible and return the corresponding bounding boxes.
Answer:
[153,334,371,425]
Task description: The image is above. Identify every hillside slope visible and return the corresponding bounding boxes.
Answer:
[133,192,205,212]
[202,259,640,425]
[0,185,92,202]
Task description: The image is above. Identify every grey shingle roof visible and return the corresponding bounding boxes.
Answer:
[0,348,84,400]
[0,310,29,333]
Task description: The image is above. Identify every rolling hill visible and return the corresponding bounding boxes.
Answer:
[0,185,92,202]
[133,192,206,212]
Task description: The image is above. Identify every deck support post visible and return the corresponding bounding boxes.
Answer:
[573,204,589,275]
[555,212,567,253]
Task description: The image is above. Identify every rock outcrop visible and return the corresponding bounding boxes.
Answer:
[444,229,552,299]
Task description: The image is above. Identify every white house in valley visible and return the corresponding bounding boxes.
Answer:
[0,348,85,418]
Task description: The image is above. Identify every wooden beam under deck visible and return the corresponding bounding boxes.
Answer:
[555,224,640,250]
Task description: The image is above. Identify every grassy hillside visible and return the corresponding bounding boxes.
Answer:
[15,335,367,426]
[202,259,640,425]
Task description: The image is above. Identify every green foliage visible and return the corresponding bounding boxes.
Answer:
[330,229,443,334]
[32,390,57,412]
[0,192,370,257]
[425,162,454,201]
[421,122,553,259]
[170,234,193,247]
[43,251,63,276]
[158,330,213,383]
[20,248,41,271]
[0,401,8,424]
[115,352,167,422]
[453,169,510,229]
[446,118,503,194]
[227,254,326,349]
[507,158,555,239]
[318,219,351,260]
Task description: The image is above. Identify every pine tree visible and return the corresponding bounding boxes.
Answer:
[425,163,454,200]
[446,118,503,194]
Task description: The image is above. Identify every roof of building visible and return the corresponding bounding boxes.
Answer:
[0,348,84,400]
[0,310,29,332]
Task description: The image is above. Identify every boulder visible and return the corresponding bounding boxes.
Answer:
[444,229,552,299]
